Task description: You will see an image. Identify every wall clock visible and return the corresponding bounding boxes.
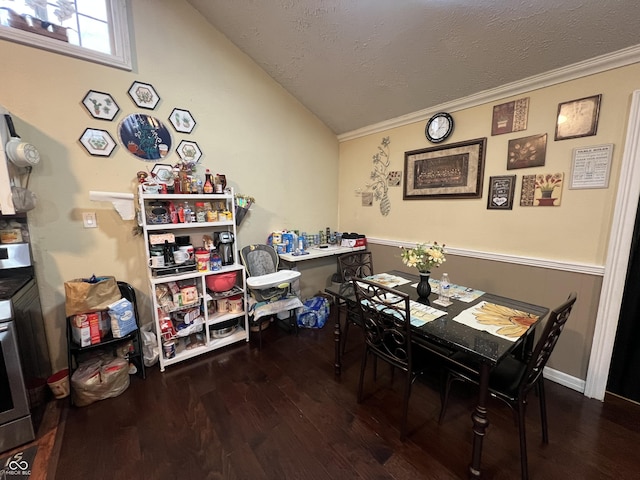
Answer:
[425,112,454,143]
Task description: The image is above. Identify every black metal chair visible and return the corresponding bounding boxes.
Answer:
[338,251,374,354]
[352,277,438,440]
[438,292,577,480]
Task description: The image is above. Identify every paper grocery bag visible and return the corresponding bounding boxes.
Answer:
[64,276,121,317]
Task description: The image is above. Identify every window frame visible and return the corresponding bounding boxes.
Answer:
[0,0,132,70]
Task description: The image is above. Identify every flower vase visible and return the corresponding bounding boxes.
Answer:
[416,272,432,299]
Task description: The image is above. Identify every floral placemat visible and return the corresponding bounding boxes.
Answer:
[452,301,538,341]
[364,273,412,288]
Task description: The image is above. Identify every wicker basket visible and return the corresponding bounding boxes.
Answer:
[4,9,68,43]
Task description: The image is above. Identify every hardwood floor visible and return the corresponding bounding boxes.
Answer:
[48,310,640,479]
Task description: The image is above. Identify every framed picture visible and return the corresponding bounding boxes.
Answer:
[491,97,529,136]
[569,144,613,189]
[79,128,117,157]
[169,108,196,133]
[118,113,172,161]
[176,140,202,163]
[555,94,602,141]
[403,138,487,200]
[127,81,160,109]
[82,90,119,121]
[520,173,564,207]
[487,175,516,210]
[507,133,547,170]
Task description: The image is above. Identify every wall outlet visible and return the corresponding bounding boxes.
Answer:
[83,212,97,228]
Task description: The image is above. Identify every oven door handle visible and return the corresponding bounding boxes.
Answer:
[0,324,8,333]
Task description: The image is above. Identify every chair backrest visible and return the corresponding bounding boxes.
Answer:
[352,278,413,372]
[338,252,374,282]
[520,292,577,395]
[240,244,279,277]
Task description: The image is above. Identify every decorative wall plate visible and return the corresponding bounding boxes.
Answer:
[80,128,117,156]
[150,164,175,186]
[82,90,120,120]
[118,113,172,161]
[128,81,160,109]
[176,140,202,163]
[169,108,196,133]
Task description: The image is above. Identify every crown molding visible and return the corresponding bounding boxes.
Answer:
[338,44,640,142]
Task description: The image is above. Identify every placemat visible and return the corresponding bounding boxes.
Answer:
[452,301,539,341]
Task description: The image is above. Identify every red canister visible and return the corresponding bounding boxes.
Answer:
[195,249,210,272]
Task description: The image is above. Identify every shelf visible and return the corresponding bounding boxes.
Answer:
[161,328,247,367]
[144,220,234,231]
[140,192,233,201]
[68,329,139,353]
[207,310,245,326]
[150,264,244,284]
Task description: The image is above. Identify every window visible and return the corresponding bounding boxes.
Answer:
[0,0,131,70]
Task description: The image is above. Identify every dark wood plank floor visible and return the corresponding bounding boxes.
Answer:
[52,309,640,479]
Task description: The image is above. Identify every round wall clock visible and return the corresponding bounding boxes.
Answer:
[425,112,454,143]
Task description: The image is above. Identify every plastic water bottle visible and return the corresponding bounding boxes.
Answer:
[439,273,451,303]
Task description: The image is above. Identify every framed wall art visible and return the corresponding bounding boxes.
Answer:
[555,94,601,141]
[79,128,117,157]
[403,138,487,200]
[118,113,172,161]
[569,144,613,189]
[127,81,160,109]
[169,108,196,133]
[176,140,202,163]
[507,133,547,170]
[491,97,529,136]
[82,90,119,120]
[487,175,516,210]
[520,173,564,206]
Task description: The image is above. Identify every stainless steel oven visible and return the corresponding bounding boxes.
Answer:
[0,304,34,452]
[0,243,50,454]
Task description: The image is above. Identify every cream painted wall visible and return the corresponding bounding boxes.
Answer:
[0,0,339,371]
[338,63,640,382]
[338,64,640,265]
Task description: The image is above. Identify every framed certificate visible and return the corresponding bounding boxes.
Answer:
[569,144,613,189]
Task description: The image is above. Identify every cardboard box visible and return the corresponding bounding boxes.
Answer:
[70,311,110,347]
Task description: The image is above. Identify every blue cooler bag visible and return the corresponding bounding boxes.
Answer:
[297,296,330,328]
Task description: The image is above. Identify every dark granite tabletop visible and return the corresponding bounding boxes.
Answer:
[325,270,550,366]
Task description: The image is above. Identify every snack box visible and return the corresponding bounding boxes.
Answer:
[70,311,110,347]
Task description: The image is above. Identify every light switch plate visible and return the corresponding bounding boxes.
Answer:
[83,212,97,228]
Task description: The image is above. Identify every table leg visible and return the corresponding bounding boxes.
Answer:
[334,301,342,376]
[469,362,490,479]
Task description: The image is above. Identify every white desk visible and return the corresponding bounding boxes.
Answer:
[279,245,366,265]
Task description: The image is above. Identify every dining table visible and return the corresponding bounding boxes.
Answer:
[324,270,550,479]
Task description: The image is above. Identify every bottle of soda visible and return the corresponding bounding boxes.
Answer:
[204,169,214,194]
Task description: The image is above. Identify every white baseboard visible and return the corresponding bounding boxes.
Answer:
[544,366,585,393]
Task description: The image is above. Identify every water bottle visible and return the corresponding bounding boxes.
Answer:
[439,273,451,303]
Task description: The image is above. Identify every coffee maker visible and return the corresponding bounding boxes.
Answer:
[215,231,235,265]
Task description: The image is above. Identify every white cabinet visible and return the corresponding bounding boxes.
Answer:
[138,186,248,371]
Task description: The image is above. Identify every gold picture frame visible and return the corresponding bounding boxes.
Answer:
[555,94,602,141]
[403,138,487,199]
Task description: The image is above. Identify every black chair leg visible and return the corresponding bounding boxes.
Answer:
[342,314,351,355]
[358,348,368,403]
[400,372,412,440]
[538,378,549,444]
[517,399,529,480]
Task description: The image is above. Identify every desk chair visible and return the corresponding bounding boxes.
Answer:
[438,292,577,480]
[352,277,436,440]
[338,251,373,354]
[240,244,302,348]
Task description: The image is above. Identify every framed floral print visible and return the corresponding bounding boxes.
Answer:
[79,128,117,157]
[176,140,202,163]
[127,81,160,109]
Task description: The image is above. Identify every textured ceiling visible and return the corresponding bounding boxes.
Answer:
[186,0,640,135]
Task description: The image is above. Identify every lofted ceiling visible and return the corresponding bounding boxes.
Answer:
[186,0,640,136]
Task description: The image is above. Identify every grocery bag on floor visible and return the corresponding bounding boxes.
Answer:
[71,355,130,407]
